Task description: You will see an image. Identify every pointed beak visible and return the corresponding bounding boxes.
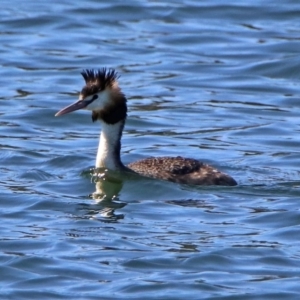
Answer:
[55,100,88,117]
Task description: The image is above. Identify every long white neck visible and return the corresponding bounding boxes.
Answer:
[96,120,125,170]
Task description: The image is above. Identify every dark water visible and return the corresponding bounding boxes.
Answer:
[1,1,300,299]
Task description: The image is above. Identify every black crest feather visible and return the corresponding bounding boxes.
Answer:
[80,68,119,98]
[81,68,119,87]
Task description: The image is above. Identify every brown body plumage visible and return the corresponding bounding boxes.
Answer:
[128,156,236,186]
[56,68,237,186]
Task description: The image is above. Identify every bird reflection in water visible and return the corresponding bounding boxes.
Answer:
[82,168,127,221]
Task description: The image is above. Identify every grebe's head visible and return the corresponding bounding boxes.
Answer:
[55,68,126,123]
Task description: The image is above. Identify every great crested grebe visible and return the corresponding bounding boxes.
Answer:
[55,68,237,186]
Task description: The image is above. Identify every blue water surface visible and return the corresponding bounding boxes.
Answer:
[1,0,300,299]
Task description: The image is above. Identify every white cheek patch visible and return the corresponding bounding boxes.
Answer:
[84,95,95,102]
[85,90,111,111]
